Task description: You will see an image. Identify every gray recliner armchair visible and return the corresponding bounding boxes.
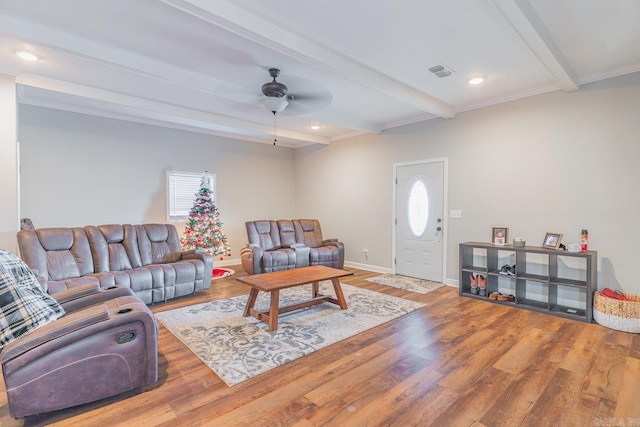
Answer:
[0,250,158,419]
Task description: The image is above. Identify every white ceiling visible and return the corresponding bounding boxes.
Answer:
[1,0,639,148]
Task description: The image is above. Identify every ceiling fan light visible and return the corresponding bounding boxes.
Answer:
[262,96,288,113]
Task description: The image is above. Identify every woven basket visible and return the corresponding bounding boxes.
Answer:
[593,290,640,333]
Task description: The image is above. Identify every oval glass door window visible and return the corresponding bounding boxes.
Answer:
[408,179,429,237]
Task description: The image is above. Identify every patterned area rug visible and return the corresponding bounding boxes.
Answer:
[155,283,424,386]
[365,274,445,294]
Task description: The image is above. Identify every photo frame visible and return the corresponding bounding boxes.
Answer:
[542,232,563,249]
[491,226,509,246]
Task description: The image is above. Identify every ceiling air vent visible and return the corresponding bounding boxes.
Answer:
[428,64,455,78]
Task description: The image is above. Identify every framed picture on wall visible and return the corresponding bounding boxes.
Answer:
[492,226,509,246]
[542,232,563,249]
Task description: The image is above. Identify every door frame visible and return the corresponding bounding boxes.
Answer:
[392,157,449,283]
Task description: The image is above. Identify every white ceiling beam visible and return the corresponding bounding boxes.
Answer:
[490,0,579,92]
[17,75,331,145]
[0,13,380,138]
[162,0,455,119]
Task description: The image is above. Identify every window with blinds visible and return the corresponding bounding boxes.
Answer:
[166,171,215,221]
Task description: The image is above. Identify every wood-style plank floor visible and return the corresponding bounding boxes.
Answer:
[2,266,639,426]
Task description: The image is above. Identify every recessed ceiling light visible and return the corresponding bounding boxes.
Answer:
[16,51,39,61]
[310,124,321,130]
[468,76,485,85]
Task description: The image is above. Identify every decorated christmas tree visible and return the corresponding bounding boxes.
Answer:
[180,172,231,259]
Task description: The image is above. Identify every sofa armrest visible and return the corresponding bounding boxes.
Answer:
[51,282,101,305]
[181,249,214,279]
[1,304,110,364]
[240,245,262,275]
[56,285,135,313]
[323,240,345,269]
[46,276,102,295]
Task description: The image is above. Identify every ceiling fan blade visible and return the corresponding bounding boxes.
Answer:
[283,90,332,115]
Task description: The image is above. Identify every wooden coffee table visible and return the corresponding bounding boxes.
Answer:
[236,265,353,331]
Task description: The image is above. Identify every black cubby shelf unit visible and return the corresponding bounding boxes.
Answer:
[459,242,597,322]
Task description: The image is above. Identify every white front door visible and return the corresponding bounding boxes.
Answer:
[394,160,445,281]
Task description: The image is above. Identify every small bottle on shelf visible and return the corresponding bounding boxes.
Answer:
[581,229,589,251]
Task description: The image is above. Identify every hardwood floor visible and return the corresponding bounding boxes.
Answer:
[2,266,639,426]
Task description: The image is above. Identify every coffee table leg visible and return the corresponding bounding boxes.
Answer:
[268,290,279,331]
[331,278,348,309]
[243,288,259,317]
[312,281,320,298]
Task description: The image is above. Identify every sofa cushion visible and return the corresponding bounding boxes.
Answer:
[0,250,65,349]
[85,225,141,272]
[136,224,182,265]
[309,246,340,265]
[293,219,324,248]
[17,228,95,285]
[246,220,281,251]
[262,248,296,272]
[277,220,297,247]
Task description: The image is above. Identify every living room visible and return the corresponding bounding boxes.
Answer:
[14,74,640,295]
[1,1,640,425]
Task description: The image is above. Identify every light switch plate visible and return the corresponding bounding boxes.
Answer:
[450,210,462,219]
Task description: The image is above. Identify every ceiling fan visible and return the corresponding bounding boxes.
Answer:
[259,68,332,115]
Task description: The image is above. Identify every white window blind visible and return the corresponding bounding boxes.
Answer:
[167,171,215,221]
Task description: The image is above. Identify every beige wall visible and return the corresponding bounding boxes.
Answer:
[18,105,297,265]
[0,75,18,253]
[295,72,640,293]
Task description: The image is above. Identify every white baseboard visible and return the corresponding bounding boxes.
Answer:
[343,261,393,274]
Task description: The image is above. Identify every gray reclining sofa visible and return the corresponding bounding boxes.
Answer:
[241,219,344,275]
[17,223,213,304]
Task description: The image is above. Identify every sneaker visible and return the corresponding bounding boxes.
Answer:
[499,264,510,275]
[507,264,516,276]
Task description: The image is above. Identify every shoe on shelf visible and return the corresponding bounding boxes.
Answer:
[478,275,487,297]
[489,292,500,300]
[470,273,479,295]
[497,293,509,302]
[499,264,511,275]
[507,264,516,276]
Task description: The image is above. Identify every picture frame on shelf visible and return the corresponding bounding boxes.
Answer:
[491,226,509,246]
[542,232,563,249]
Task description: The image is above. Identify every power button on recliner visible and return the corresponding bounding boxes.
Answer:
[116,331,136,344]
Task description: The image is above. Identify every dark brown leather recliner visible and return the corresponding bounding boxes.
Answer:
[1,269,158,418]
